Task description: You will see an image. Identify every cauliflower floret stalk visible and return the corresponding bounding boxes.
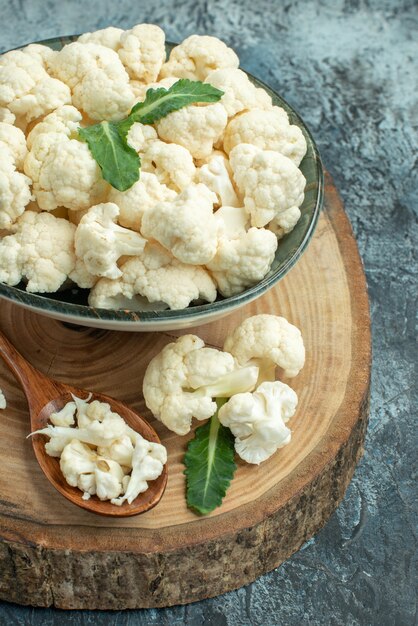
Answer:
[78,79,224,192]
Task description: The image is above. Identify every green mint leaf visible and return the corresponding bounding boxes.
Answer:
[79,121,140,192]
[184,399,236,515]
[126,79,224,128]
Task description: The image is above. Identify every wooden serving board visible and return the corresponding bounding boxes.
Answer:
[0,173,371,610]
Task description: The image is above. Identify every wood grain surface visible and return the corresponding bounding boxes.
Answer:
[0,172,371,609]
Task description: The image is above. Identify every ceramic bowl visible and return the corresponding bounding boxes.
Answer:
[0,36,323,331]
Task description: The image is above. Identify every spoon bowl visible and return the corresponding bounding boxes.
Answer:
[0,330,168,517]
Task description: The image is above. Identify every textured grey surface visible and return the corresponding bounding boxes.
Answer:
[0,0,417,624]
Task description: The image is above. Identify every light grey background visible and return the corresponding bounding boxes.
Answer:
[0,0,417,624]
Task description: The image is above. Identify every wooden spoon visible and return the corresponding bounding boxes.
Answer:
[0,330,167,517]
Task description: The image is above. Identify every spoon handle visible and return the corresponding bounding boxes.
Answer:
[0,330,61,413]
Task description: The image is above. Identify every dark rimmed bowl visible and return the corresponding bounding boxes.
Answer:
[0,36,323,331]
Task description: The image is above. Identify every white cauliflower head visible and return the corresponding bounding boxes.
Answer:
[26,105,82,149]
[223,107,307,166]
[160,35,239,81]
[0,122,28,169]
[143,334,259,435]
[0,145,33,230]
[126,121,158,153]
[88,241,217,311]
[108,171,175,231]
[117,24,166,82]
[0,48,71,126]
[205,68,272,117]
[224,314,305,379]
[47,42,134,121]
[140,140,196,192]
[268,206,301,239]
[141,183,219,265]
[207,223,278,297]
[0,107,15,124]
[0,211,77,292]
[25,137,109,212]
[197,153,240,207]
[218,381,297,464]
[156,102,228,160]
[78,27,125,51]
[75,202,146,279]
[229,143,306,227]
[21,44,57,68]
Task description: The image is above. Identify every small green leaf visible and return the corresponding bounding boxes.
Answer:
[184,399,236,515]
[79,121,140,192]
[127,79,224,128]
[79,80,224,191]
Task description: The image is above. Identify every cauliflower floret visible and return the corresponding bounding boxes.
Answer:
[78,26,125,51]
[60,439,98,487]
[126,122,158,153]
[0,389,6,409]
[141,184,218,265]
[108,171,175,231]
[207,225,278,297]
[0,107,15,124]
[205,68,272,117]
[21,44,57,68]
[79,473,96,498]
[160,35,239,81]
[156,102,228,160]
[75,202,146,279]
[89,241,217,311]
[0,146,33,230]
[218,381,297,464]
[0,211,76,292]
[26,105,82,149]
[97,434,134,467]
[0,122,28,169]
[25,137,109,212]
[95,457,125,501]
[34,410,128,448]
[196,153,240,207]
[111,436,167,506]
[224,314,305,379]
[223,107,307,166]
[268,206,301,240]
[0,49,71,127]
[143,334,258,435]
[229,143,306,227]
[47,42,134,121]
[73,66,135,122]
[117,24,166,82]
[140,140,195,192]
[49,401,77,427]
